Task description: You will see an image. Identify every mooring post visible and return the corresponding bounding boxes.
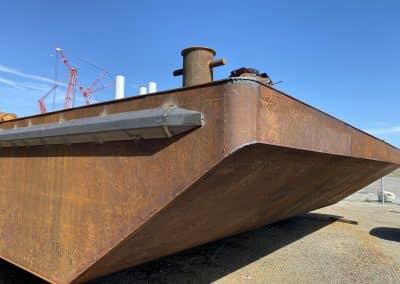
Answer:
[173,46,226,87]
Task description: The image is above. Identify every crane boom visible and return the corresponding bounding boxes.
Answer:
[64,68,77,109]
[44,47,113,110]
[38,85,58,114]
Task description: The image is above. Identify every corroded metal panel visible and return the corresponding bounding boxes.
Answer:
[74,144,398,283]
[0,85,227,283]
[255,82,400,164]
[0,79,398,283]
[350,129,400,164]
[257,85,352,156]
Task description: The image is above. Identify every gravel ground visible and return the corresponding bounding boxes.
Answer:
[89,201,400,284]
[1,201,398,284]
[0,180,399,283]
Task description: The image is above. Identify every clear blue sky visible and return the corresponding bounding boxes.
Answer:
[0,1,399,146]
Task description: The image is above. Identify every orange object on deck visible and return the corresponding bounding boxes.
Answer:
[0,112,17,122]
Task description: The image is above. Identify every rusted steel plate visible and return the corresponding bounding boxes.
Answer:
[0,84,226,284]
[0,79,398,283]
[173,47,226,87]
[75,144,398,283]
[256,84,352,156]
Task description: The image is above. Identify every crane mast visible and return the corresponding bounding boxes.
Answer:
[38,84,58,114]
[55,47,112,109]
[37,48,113,113]
[64,67,77,109]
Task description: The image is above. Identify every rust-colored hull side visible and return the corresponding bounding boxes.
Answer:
[0,79,399,283]
[75,144,397,283]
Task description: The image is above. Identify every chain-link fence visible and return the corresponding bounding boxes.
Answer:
[346,169,400,205]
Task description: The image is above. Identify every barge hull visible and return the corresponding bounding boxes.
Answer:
[0,79,398,283]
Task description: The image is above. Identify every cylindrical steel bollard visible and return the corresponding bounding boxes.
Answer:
[173,47,226,87]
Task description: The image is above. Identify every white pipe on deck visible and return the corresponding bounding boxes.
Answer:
[115,75,125,99]
[139,85,147,95]
[148,81,157,94]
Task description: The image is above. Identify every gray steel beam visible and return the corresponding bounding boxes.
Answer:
[0,107,203,147]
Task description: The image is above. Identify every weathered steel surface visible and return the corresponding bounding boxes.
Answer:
[0,107,202,147]
[0,78,398,283]
[173,46,226,87]
[75,145,397,283]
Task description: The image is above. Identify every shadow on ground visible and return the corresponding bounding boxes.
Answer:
[90,212,341,284]
[0,212,341,284]
[0,260,44,284]
[370,227,400,242]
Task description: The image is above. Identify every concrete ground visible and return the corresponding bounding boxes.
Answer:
[0,187,399,283]
[346,176,400,204]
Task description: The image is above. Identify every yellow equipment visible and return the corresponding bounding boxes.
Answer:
[0,112,17,122]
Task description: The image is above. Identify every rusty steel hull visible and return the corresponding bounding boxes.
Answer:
[0,79,399,283]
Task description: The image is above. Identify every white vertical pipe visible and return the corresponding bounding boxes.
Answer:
[148,81,157,93]
[139,85,147,95]
[115,75,125,99]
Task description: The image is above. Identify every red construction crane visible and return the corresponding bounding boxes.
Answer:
[64,67,78,109]
[55,48,112,108]
[77,69,113,105]
[38,84,58,114]
[56,48,78,109]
